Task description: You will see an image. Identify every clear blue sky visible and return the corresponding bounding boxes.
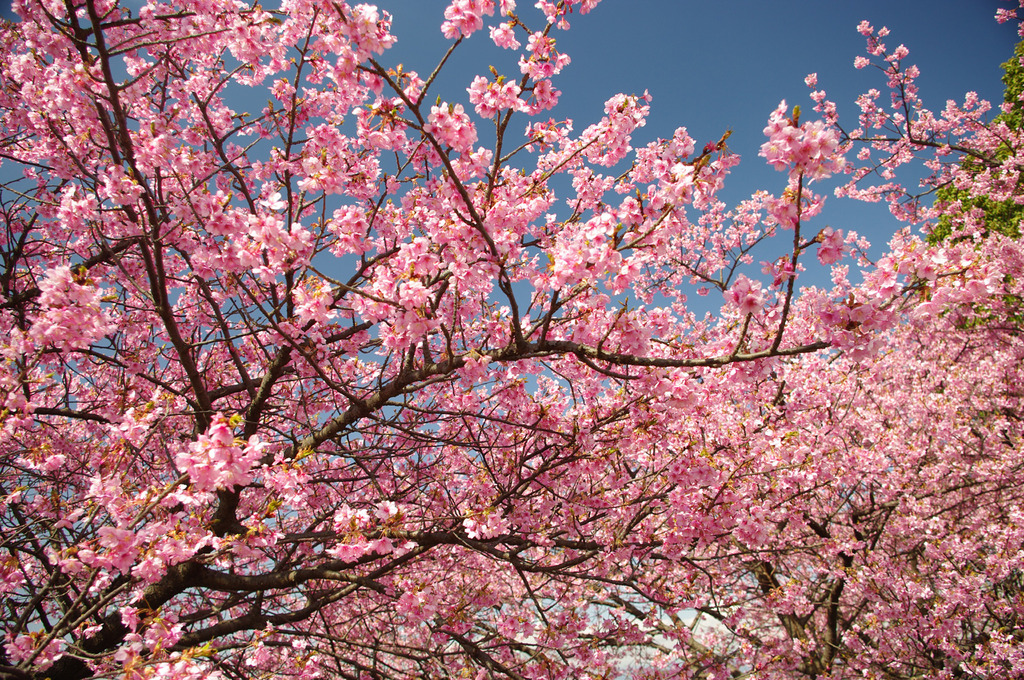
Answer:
[2,0,1017,266]
[375,0,1018,261]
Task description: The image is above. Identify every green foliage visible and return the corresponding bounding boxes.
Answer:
[999,40,1024,131]
[930,41,1024,243]
[929,43,1024,332]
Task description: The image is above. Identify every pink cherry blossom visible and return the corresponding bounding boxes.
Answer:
[816,226,846,264]
[29,266,114,351]
[441,0,495,39]
[425,102,478,152]
[760,100,846,181]
[725,274,763,315]
[1,2,1023,679]
[489,22,521,49]
[174,415,265,492]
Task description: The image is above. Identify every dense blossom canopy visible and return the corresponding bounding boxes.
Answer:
[0,1,1022,679]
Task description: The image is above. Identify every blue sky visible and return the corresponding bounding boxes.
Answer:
[374,0,1018,260]
[3,0,1015,250]
[2,0,1017,276]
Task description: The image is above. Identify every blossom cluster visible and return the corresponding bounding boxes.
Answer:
[29,266,114,351]
[760,100,846,181]
[1,1,1023,679]
[174,416,265,493]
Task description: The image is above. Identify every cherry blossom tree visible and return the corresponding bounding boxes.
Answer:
[0,1,1021,679]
